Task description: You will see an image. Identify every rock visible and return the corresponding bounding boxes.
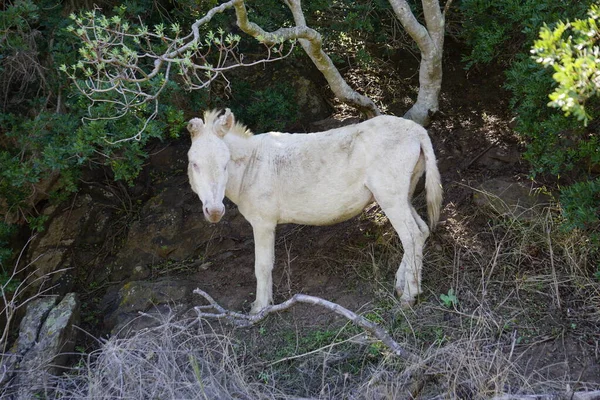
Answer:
[292,75,331,122]
[1,293,79,398]
[0,296,58,389]
[26,193,113,293]
[15,297,59,354]
[473,178,553,219]
[101,279,196,334]
[20,293,79,373]
[474,143,521,170]
[110,175,252,282]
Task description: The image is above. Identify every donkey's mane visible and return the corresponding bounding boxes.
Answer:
[203,109,253,137]
[202,109,221,128]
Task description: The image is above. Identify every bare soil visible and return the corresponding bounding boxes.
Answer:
[67,39,600,397]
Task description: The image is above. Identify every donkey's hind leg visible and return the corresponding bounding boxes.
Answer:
[368,182,428,307]
[409,153,430,236]
[388,204,427,306]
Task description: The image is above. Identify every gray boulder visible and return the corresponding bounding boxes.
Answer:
[102,278,196,335]
[473,178,553,220]
[1,293,79,399]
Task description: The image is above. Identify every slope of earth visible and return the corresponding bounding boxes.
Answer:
[11,40,599,398]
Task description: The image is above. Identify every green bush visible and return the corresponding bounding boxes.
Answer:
[532,4,600,124]
[229,81,300,132]
[460,0,599,238]
[560,178,600,233]
[459,0,591,68]
[0,1,190,261]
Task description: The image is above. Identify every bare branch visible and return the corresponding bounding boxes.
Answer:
[233,0,319,45]
[193,288,417,361]
[388,0,445,125]
[234,0,381,118]
[443,0,455,17]
[64,4,292,143]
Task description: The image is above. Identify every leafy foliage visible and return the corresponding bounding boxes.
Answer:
[459,0,591,68]
[0,1,188,261]
[460,0,600,237]
[532,4,600,125]
[526,3,600,235]
[440,288,458,308]
[560,178,600,235]
[62,6,242,136]
[503,58,591,178]
[229,81,300,132]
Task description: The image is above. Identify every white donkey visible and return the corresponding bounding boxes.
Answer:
[187,109,442,314]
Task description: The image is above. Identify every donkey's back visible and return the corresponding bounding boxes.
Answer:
[243,115,436,227]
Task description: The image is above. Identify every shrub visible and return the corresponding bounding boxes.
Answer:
[229,81,300,132]
[0,1,189,258]
[459,0,599,238]
[532,4,600,124]
[459,0,591,68]
[560,178,600,235]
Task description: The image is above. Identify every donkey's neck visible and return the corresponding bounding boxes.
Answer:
[223,133,260,205]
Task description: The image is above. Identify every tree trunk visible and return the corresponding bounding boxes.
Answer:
[388,0,448,126]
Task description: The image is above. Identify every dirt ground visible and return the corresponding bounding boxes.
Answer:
[63,39,600,397]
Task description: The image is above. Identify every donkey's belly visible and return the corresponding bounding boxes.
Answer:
[277,185,374,226]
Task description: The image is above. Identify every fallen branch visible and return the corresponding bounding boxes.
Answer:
[193,288,417,361]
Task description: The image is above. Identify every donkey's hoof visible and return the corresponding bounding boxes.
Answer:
[395,287,404,299]
[249,300,270,315]
[249,305,263,315]
[397,287,418,308]
[399,297,416,309]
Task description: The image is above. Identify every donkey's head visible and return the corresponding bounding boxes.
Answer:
[187,109,235,223]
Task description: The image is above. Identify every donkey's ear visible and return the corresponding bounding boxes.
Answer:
[214,108,234,138]
[187,118,204,139]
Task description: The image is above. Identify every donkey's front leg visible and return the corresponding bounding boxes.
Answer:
[250,222,276,314]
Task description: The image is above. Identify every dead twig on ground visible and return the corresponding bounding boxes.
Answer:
[193,288,417,361]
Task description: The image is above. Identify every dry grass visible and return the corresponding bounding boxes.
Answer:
[51,313,290,399]
[6,201,599,399]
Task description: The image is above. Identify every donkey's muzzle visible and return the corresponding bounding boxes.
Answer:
[204,206,225,223]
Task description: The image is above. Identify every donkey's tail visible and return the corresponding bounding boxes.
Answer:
[420,133,442,230]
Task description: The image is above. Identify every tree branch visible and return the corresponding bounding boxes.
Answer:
[388,0,430,51]
[387,0,445,125]
[233,0,381,118]
[443,0,454,17]
[64,3,291,142]
[193,288,417,361]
